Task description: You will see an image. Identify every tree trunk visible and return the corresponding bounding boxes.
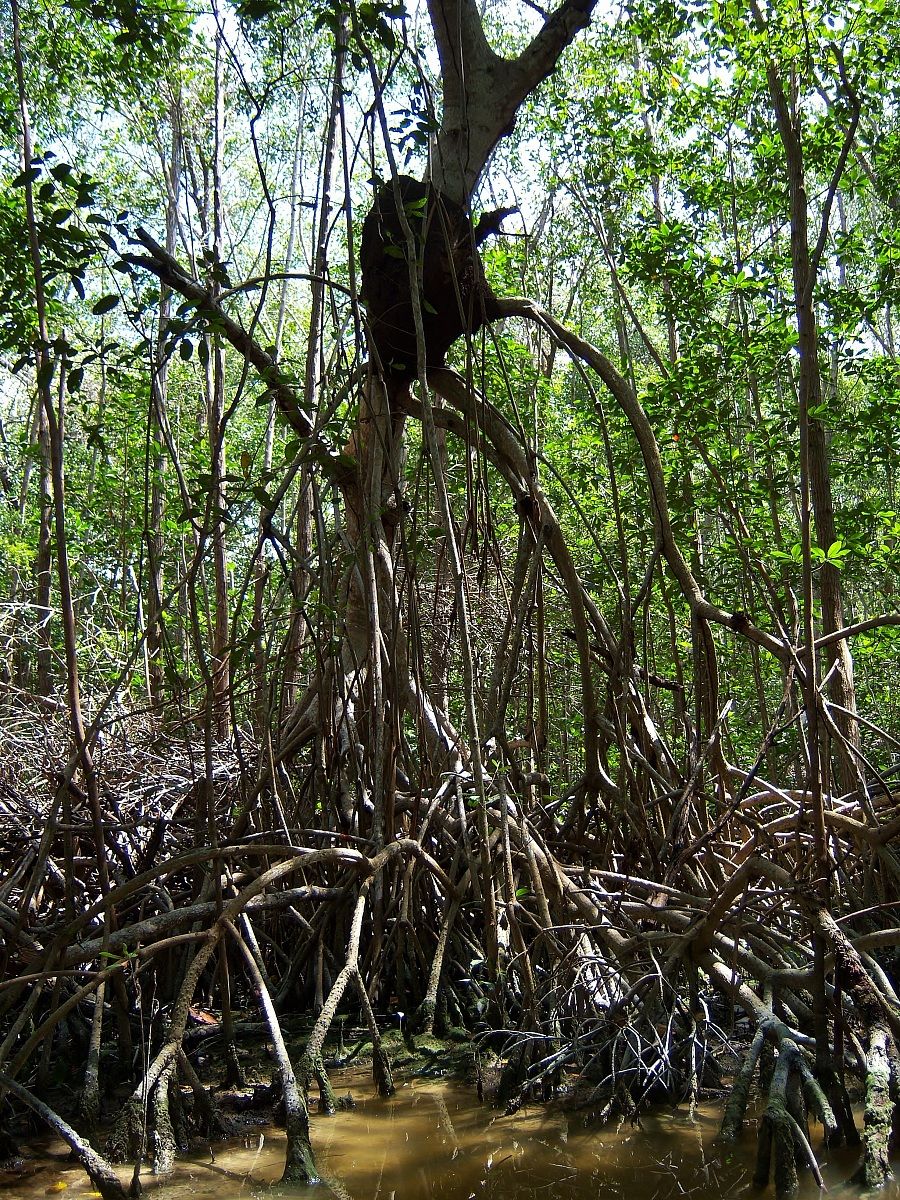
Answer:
[146,95,181,711]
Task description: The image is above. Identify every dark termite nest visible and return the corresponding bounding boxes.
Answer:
[360,175,503,379]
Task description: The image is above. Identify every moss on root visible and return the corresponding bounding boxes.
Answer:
[852,1027,894,1191]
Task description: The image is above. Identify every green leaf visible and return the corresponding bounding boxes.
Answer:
[251,485,275,508]
[92,294,120,315]
[11,167,40,188]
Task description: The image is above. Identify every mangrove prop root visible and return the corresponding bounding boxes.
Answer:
[150,1062,176,1176]
[0,1071,127,1200]
[298,1046,339,1115]
[225,919,318,1185]
[851,1021,894,1190]
[811,907,898,1186]
[771,1098,800,1200]
[355,970,395,1098]
[298,886,373,1112]
[104,1095,146,1165]
[785,1067,810,1158]
[797,1056,842,1145]
[176,1049,231,1141]
[719,1026,764,1142]
[784,1110,826,1189]
[754,1043,802,1199]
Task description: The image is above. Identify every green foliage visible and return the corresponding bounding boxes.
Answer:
[1,0,900,770]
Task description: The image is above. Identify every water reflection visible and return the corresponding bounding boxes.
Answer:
[3,1073,897,1200]
[295,1077,894,1200]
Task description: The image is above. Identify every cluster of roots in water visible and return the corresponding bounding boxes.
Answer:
[1,700,898,1200]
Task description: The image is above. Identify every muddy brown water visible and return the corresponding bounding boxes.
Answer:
[3,1072,898,1200]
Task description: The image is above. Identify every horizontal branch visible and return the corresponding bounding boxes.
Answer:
[60,886,342,967]
[815,613,900,649]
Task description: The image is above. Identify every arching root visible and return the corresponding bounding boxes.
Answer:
[0,1071,127,1200]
